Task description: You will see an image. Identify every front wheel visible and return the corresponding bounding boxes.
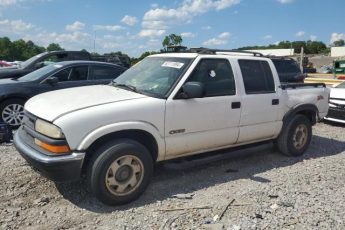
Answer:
[87,139,154,205]
[276,115,312,157]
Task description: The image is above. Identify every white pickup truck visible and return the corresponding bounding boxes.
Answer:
[14,50,329,205]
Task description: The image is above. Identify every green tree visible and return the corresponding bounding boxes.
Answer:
[131,51,159,65]
[0,37,14,61]
[162,33,183,50]
[162,36,171,49]
[170,34,182,46]
[0,37,46,61]
[12,39,28,60]
[290,41,306,53]
[11,39,45,60]
[277,41,292,49]
[333,39,345,47]
[47,43,64,51]
[237,40,328,54]
[306,40,327,54]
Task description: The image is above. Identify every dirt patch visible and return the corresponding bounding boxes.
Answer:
[1,122,345,229]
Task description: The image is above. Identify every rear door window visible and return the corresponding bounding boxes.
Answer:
[53,68,72,82]
[239,60,275,94]
[68,66,88,81]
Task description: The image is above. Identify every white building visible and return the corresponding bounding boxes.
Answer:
[331,47,345,57]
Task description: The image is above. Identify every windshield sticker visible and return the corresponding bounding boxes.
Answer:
[54,64,63,68]
[162,61,184,69]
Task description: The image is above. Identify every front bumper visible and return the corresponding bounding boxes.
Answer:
[14,127,85,182]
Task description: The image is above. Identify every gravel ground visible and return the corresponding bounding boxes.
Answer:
[1,122,345,230]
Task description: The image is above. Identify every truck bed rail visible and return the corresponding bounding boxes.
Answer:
[280,83,326,90]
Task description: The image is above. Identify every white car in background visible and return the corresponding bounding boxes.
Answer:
[325,82,345,124]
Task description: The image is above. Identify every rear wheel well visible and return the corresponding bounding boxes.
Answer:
[83,130,159,171]
[296,110,317,125]
[284,106,318,127]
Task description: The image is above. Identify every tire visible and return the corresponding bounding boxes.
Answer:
[0,99,25,128]
[87,139,154,205]
[276,114,312,157]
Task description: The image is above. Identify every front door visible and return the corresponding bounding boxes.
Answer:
[165,58,241,158]
[39,65,93,94]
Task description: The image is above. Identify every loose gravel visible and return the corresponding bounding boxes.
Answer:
[1,122,345,230]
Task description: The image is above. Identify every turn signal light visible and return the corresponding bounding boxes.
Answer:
[34,139,70,154]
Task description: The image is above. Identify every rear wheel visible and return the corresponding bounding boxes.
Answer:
[0,99,25,128]
[87,139,154,205]
[276,115,312,157]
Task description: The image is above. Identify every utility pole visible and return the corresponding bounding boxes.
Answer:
[93,31,96,54]
[300,47,304,72]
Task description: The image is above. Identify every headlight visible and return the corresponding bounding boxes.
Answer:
[35,119,65,139]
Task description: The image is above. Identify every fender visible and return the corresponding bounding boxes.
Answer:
[283,103,319,125]
[76,121,166,161]
[0,94,28,104]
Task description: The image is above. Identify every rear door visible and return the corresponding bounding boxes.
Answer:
[165,58,241,157]
[236,59,282,143]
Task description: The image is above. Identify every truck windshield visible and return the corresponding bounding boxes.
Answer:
[113,56,192,98]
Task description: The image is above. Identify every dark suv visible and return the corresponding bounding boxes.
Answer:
[0,51,91,79]
[270,57,306,83]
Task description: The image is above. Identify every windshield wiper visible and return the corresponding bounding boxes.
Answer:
[112,82,139,93]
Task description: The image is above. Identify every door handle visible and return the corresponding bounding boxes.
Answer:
[272,99,279,105]
[232,102,241,109]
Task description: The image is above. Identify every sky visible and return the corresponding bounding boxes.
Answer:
[0,0,344,57]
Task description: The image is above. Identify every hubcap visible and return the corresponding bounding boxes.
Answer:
[292,124,308,150]
[2,103,24,126]
[105,155,144,196]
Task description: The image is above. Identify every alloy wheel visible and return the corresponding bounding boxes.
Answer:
[2,103,24,127]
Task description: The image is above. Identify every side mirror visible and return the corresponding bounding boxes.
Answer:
[177,82,204,99]
[45,76,59,85]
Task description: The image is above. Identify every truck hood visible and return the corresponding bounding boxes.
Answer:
[25,85,147,121]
